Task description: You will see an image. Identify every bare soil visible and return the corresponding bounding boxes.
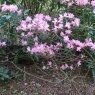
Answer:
[0,62,95,95]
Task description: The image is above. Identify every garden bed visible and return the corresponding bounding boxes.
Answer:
[0,62,94,95]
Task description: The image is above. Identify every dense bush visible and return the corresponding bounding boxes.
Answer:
[1,0,95,80]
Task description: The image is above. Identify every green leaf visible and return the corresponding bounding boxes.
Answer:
[92,68,95,82]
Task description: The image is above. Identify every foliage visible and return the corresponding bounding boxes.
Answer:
[0,67,20,81]
[0,0,16,4]
[1,0,95,81]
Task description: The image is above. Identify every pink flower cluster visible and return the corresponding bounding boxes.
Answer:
[61,35,95,51]
[16,12,81,57]
[60,0,95,6]
[1,2,22,15]
[0,41,6,47]
[2,2,95,70]
[76,0,89,5]
[60,59,82,70]
[15,12,85,70]
[60,54,84,70]
[52,12,80,33]
[60,64,73,70]
[91,0,95,6]
[16,14,51,33]
[27,43,62,56]
[16,11,84,70]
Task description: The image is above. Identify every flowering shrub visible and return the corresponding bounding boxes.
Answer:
[1,0,95,80]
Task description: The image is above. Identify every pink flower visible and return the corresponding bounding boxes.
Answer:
[2,3,10,12]
[60,65,66,70]
[38,21,49,32]
[69,66,73,70]
[63,12,68,18]
[73,18,80,26]
[58,24,63,29]
[76,0,89,5]
[35,14,44,19]
[65,22,71,29]
[65,64,69,68]
[24,82,28,86]
[48,61,52,67]
[2,3,18,13]
[52,18,58,25]
[17,10,22,15]
[21,24,27,31]
[21,40,27,45]
[27,32,33,37]
[77,60,81,66]
[9,5,18,13]
[73,40,84,48]
[63,13,74,18]
[65,30,72,34]
[60,32,65,37]
[58,14,64,22]
[26,16,32,23]
[63,36,69,43]
[91,0,95,6]
[91,44,95,50]
[68,2,73,7]
[42,66,46,70]
[48,49,54,55]
[68,13,74,18]
[21,32,25,37]
[27,47,31,52]
[76,47,81,51]
[67,43,74,49]
[0,42,6,46]
[45,15,51,21]
[27,24,32,30]
[34,37,38,42]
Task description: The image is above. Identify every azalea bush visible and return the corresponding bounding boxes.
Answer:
[1,0,95,80]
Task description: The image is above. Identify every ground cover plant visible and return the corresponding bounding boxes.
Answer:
[0,0,95,95]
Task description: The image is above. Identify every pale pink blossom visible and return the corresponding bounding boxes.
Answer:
[48,61,52,67]
[68,2,73,7]
[27,32,33,37]
[91,0,95,6]
[26,16,32,23]
[42,66,46,70]
[65,64,69,68]
[69,66,73,70]
[65,22,71,29]
[45,15,51,21]
[65,30,72,34]
[0,42,6,46]
[60,65,66,70]
[21,40,27,45]
[76,0,89,5]
[67,43,74,49]
[77,60,81,66]
[17,10,22,15]
[9,5,18,13]
[1,42,6,46]
[63,36,70,43]
[76,47,81,51]
[73,18,80,26]
[27,47,31,52]
[63,12,74,18]
[60,32,65,37]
